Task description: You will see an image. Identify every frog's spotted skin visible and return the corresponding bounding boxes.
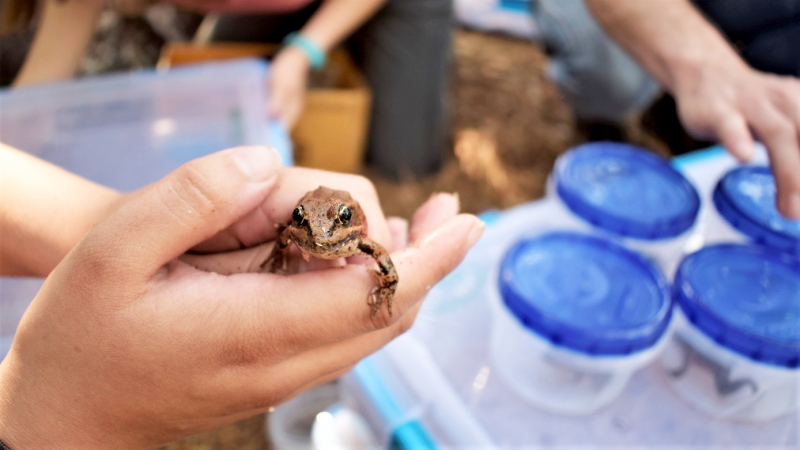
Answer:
[261,186,399,318]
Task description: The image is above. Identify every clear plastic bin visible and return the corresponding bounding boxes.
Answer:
[0,59,292,191]
[548,142,702,277]
[663,244,800,421]
[706,166,800,256]
[491,232,672,415]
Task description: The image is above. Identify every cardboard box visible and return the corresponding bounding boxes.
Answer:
[158,43,371,173]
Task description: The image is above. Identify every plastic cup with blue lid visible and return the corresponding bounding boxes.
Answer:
[548,142,701,277]
[662,244,800,421]
[707,166,800,255]
[489,232,673,415]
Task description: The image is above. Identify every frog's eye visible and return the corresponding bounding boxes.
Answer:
[336,204,352,225]
[292,206,305,225]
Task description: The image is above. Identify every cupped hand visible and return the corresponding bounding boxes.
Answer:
[673,62,800,218]
[0,146,483,449]
[267,46,311,130]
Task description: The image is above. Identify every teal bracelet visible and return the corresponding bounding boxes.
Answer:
[283,32,326,70]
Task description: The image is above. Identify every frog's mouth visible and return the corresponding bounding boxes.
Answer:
[298,230,360,254]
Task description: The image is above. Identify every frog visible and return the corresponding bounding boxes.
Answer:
[260,186,399,318]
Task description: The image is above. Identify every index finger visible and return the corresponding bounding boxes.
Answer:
[751,108,800,218]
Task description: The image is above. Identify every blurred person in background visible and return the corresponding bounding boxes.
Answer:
[4,0,452,180]
[533,0,800,219]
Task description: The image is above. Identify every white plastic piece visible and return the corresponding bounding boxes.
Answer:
[661,311,799,422]
[311,405,376,450]
[267,383,339,450]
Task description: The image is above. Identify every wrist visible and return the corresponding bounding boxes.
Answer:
[282,32,326,70]
[277,45,313,71]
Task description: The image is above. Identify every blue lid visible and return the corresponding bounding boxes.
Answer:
[714,166,800,255]
[499,232,672,356]
[674,244,800,368]
[554,142,700,239]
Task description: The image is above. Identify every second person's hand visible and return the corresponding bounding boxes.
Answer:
[673,58,800,219]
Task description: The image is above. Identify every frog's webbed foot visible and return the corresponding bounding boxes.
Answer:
[260,222,292,274]
[358,240,399,319]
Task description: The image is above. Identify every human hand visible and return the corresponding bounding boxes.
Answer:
[267,46,311,130]
[0,146,483,449]
[672,61,800,218]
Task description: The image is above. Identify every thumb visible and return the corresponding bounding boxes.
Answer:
[84,146,282,277]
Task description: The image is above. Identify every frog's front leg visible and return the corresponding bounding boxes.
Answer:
[358,239,398,319]
[260,222,292,274]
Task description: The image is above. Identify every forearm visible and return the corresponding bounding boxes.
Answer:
[13,0,103,87]
[585,0,749,93]
[298,0,386,51]
[0,143,120,276]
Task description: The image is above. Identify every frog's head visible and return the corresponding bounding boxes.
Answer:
[287,187,365,254]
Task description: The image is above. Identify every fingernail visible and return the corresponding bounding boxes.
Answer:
[232,146,282,181]
[466,218,485,248]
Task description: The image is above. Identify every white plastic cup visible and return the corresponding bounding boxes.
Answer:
[663,244,800,421]
[548,142,702,277]
[490,232,673,415]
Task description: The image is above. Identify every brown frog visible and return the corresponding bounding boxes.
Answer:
[260,186,398,318]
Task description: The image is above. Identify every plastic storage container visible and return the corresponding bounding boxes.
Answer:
[0,59,292,191]
[548,142,701,276]
[663,244,800,421]
[491,232,672,415]
[706,166,800,256]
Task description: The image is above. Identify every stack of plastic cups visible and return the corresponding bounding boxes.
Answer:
[548,142,702,278]
[490,232,672,415]
[706,166,800,256]
[663,245,800,421]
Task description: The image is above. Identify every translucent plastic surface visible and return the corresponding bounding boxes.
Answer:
[0,59,292,191]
